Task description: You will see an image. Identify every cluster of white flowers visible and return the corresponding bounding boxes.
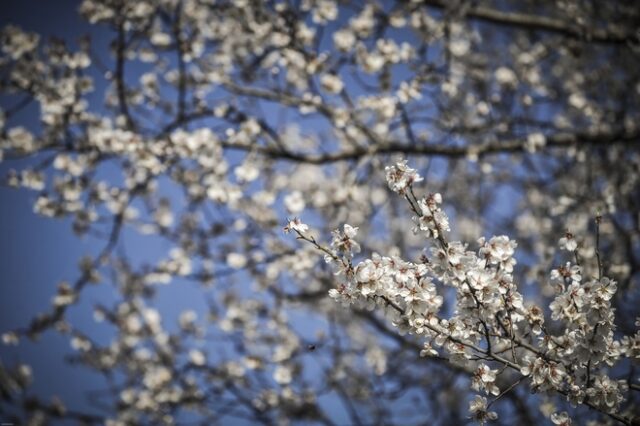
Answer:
[471,364,500,396]
[413,192,450,239]
[551,411,572,426]
[558,231,578,251]
[320,73,344,94]
[289,160,639,424]
[520,356,566,391]
[330,224,361,258]
[1,25,39,59]
[469,395,498,425]
[385,160,423,194]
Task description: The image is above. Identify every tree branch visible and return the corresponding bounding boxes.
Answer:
[419,0,634,45]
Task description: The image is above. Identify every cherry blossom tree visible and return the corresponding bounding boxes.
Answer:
[1,0,640,425]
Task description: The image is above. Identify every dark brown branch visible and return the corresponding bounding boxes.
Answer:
[218,129,639,164]
[419,0,634,45]
[114,17,134,130]
[172,1,187,122]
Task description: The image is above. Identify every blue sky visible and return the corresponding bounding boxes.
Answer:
[0,1,111,416]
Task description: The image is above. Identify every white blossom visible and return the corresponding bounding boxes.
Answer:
[471,364,500,396]
[468,395,498,424]
[320,73,344,94]
[226,253,248,269]
[284,190,306,214]
[385,160,423,194]
[283,217,309,234]
[558,232,578,251]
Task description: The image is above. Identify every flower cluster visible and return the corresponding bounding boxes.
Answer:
[471,364,500,396]
[330,224,361,257]
[520,356,566,391]
[385,160,423,194]
[469,395,498,425]
[414,192,450,239]
[291,159,639,425]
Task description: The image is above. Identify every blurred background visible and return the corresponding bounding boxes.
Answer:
[0,0,639,424]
